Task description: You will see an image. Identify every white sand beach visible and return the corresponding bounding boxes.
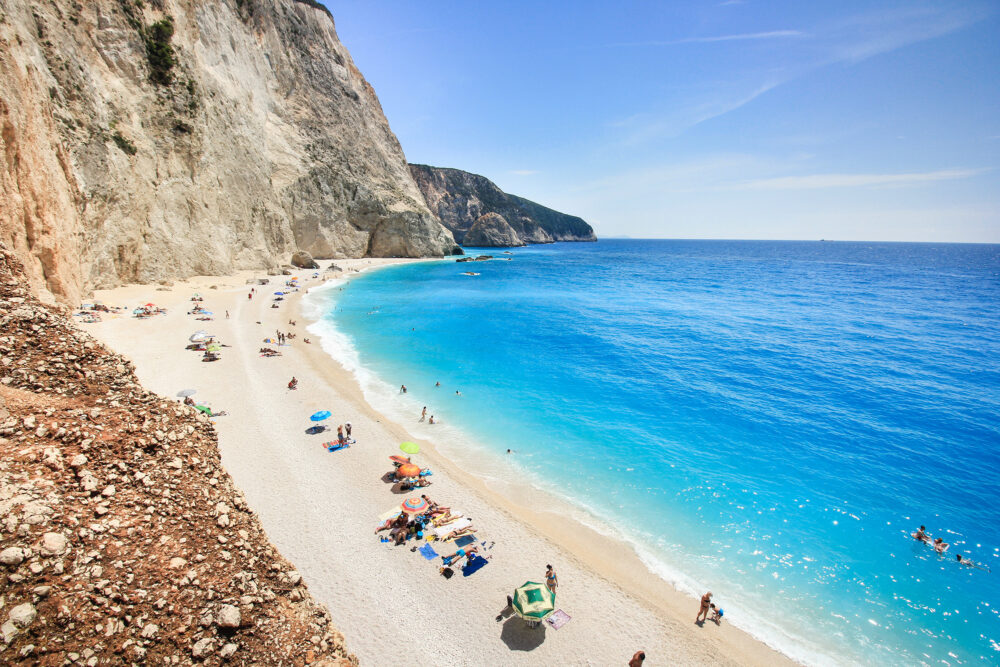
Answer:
[84,260,795,666]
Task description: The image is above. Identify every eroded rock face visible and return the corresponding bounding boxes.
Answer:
[409,164,597,247]
[290,251,319,270]
[0,0,456,304]
[463,213,526,247]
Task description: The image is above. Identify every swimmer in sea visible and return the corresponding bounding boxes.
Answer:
[914,525,930,543]
[956,554,990,571]
[933,537,950,553]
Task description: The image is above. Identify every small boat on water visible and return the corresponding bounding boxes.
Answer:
[461,271,480,276]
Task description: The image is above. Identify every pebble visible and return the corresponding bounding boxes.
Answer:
[8,602,37,628]
[40,531,68,555]
[216,604,241,629]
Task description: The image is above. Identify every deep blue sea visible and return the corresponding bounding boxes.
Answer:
[305,240,1000,665]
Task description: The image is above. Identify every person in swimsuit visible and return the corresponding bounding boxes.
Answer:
[696,591,713,623]
[933,537,950,553]
[545,564,558,594]
[629,651,646,667]
[420,407,427,422]
[914,525,930,542]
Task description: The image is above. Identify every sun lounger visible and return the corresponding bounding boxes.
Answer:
[432,517,472,539]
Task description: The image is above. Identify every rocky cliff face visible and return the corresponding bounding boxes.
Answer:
[0,0,460,304]
[463,212,525,247]
[408,164,597,247]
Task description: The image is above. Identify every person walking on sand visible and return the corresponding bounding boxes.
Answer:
[420,407,427,422]
[345,422,352,439]
[629,651,646,667]
[225,310,229,319]
[696,591,712,623]
[545,564,558,594]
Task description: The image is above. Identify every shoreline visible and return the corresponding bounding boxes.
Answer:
[85,259,796,666]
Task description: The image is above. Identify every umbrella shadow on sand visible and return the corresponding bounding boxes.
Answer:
[500,616,546,652]
[304,425,328,435]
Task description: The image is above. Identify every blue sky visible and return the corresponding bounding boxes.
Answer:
[323,1,999,242]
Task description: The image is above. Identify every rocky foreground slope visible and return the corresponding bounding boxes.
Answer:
[408,164,596,247]
[0,243,354,665]
[0,0,459,305]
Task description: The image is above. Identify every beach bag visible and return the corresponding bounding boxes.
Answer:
[440,567,454,579]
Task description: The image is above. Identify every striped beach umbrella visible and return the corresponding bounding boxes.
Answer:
[400,441,419,455]
[512,582,555,621]
[389,455,410,465]
[400,497,429,514]
[397,463,421,478]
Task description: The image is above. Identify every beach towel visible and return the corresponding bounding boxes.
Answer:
[462,554,488,577]
[546,609,571,630]
[453,534,477,548]
[432,517,472,539]
[378,508,403,523]
[418,544,438,560]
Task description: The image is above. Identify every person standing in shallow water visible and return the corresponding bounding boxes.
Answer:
[419,407,427,422]
[400,385,407,394]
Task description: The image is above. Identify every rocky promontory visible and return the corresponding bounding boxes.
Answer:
[408,164,597,247]
[463,213,526,247]
[0,244,355,664]
[0,0,460,305]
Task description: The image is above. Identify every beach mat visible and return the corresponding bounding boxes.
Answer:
[546,609,571,630]
[462,554,488,577]
[453,534,477,548]
[418,543,438,560]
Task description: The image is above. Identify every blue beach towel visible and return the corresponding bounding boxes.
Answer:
[418,543,438,560]
[462,554,488,577]
[453,534,476,548]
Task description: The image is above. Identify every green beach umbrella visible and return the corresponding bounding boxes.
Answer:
[195,405,212,415]
[512,582,555,622]
[400,441,420,455]
[206,344,221,352]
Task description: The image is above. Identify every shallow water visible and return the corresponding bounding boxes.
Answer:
[305,240,1000,665]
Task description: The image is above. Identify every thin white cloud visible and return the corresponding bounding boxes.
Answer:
[509,170,539,176]
[736,168,988,191]
[612,30,803,47]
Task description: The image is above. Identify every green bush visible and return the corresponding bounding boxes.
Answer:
[112,132,137,156]
[144,17,175,85]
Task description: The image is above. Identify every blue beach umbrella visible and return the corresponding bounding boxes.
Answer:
[274,291,285,295]
[310,410,332,422]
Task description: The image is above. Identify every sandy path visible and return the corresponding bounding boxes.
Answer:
[85,261,794,666]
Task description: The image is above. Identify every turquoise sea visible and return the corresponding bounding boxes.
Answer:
[304,240,1000,665]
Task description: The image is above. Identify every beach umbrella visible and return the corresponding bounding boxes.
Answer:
[400,441,420,455]
[145,303,155,307]
[397,463,421,478]
[401,497,429,514]
[389,455,410,465]
[176,389,197,398]
[310,410,332,422]
[512,582,556,622]
[195,405,212,415]
[274,291,284,295]
[206,344,221,352]
[189,333,210,342]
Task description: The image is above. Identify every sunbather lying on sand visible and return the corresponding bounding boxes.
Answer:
[432,512,462,526]
[441,526,477,542]
[441,546,478,566]
[420,495,450,515]
[375,513,408,534]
